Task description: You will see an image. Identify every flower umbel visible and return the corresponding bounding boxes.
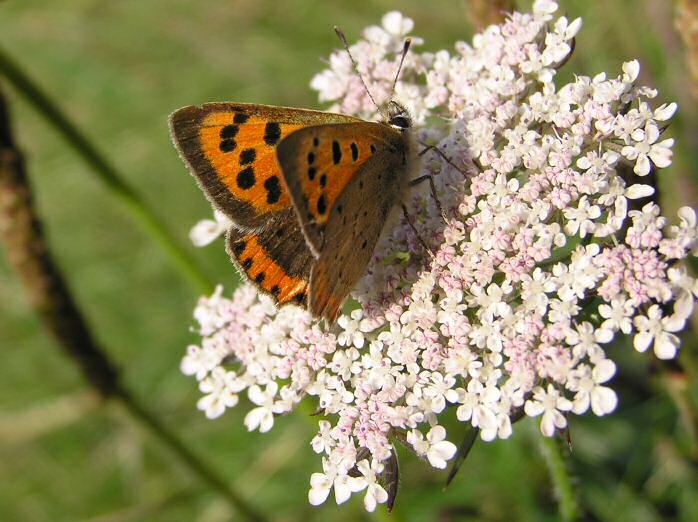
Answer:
[184,2,693,511]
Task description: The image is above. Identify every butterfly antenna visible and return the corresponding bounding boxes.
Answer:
[334,26,380,112]
[390,38,411,96]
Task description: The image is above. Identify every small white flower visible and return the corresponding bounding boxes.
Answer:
[311,420,335,454]
[337,309,367,348]
[197,368,241,419]
[621,122,674,176]
[308,458,365,506]
[598,298,635,334]
[524,384,573,436]
[407,425,457,469]
[567,359,618,415]
[381,11,414,37]
[244,382,280,433]
[355,459,389,512]
[633,305,683,359]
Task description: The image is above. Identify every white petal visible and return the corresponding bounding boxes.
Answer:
[622,60,640,82]
[591,386,618,415]
[625,184,654,199]
[333,475,355,505]
[566,17,582,38]
[595,328,614,343]
[427,440,457,469]
[678,206,697,227]
[634,154,651,176]
[534,0,559,15]
[674,293,694,320]
[189,219,226,247]
[572,393,590,415]
[654,102,678,121]
[308,475,331,506]
[525,400,544,417]
[593,359,616,383]
[655,332,679,359]
[649,141,674,168]
[633,331,653,353]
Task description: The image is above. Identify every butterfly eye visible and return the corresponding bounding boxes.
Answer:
[389,115,411,129]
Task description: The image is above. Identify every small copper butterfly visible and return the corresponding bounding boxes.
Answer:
[170,32,419,322]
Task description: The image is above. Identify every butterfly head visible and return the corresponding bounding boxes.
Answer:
[382,100,412,131]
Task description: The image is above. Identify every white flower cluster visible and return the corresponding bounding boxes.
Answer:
[183,1,696,511]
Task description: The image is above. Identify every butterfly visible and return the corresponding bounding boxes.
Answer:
[170,33,423,323]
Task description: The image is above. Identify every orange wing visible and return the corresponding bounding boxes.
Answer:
[169,103,362,230]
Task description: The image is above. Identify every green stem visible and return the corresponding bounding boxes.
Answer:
[538,435,580,522]
[0,45,213,294]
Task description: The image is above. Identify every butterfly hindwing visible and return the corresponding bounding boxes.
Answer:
[309,148,409,321]
[226,207,313,306]
[276,122,403,255]
[170,103,362,230]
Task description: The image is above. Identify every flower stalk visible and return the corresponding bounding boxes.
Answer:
[538,433,580,522]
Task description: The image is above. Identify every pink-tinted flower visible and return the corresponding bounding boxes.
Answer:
[182,1,693,511]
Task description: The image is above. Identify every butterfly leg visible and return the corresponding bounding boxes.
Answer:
[418,143,469,177]
[409,174,447,222]
[401,203,436,259]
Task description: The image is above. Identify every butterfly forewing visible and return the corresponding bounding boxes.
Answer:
[169,103,361,230]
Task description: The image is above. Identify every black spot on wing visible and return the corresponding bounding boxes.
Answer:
[232,240,246,256]
[332,140,342,164]
[237,167,255,189]
[350,142,359,161]
[233,113,249,124]
[264,176,282,204]
[264,122,282,146]
[317,194,327,215]
[221,125,239,139]
[220,124,239,152]
[240,148,256,165]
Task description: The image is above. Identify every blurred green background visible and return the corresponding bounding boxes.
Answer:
[1,1,697,521]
